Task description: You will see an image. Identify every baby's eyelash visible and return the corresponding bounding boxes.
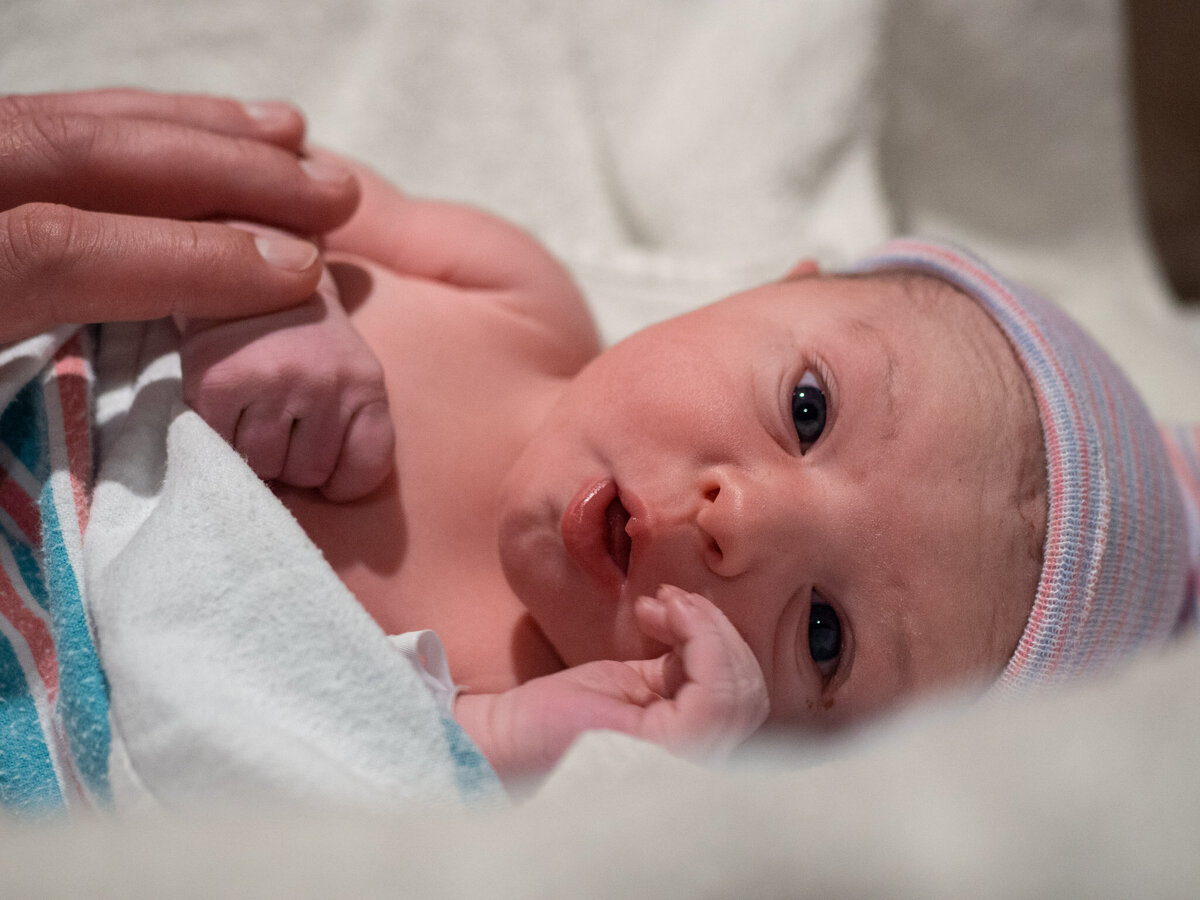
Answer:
[791,367,830,453]
[808,592,842,679]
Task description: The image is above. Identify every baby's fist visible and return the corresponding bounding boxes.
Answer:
[180,267,394,502]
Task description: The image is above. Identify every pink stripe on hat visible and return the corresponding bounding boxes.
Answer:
[852,239,1192,690]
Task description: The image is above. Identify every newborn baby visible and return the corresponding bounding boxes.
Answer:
[178,158,1198,776]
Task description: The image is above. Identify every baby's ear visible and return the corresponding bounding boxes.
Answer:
[782,259,821,281]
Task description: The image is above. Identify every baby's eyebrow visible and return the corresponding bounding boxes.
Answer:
[842,315,900,438]
[858,597,915,706]
[889,610,915,694]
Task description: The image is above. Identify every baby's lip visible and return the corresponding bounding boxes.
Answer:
[562,478,628,595]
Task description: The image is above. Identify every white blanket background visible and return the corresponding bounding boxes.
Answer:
[3,1,1200,896]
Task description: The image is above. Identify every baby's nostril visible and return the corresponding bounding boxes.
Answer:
[708,537,723,560]
[704,485,719,503]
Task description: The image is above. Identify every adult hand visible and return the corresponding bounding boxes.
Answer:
[0,88,360,344]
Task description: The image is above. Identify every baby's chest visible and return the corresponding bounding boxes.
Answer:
[361,289,557,515]
[279,287,564,686]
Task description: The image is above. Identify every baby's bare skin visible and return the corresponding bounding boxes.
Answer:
[233,161,768,776]
[276,239,585,693]
[183,155,1045,773]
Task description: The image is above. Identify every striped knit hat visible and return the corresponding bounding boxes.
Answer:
[852,238,1195,690]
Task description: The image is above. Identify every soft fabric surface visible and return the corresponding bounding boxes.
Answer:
[3,0,1200,895]
[0,329,110,815]
[87,320,500,814]
[3,635,1200,898]
[1,322,500,817]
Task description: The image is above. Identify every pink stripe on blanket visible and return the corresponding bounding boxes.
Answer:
[0,474,40,546]
[52,335,93,534]
[0,566,58,702]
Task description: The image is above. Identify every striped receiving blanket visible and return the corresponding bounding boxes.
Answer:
[1,322,501,818]
[0,327,110,815]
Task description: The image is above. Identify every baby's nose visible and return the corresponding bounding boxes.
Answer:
[694,468,789,578]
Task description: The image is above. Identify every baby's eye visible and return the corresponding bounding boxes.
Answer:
[791,370,827,452]
[809,601,841,673]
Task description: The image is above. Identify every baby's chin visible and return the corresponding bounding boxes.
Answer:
[528,594,667,668]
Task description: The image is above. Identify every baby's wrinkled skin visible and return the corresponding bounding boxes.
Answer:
[182,159,1047,775]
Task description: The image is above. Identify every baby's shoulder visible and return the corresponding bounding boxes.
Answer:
[332,245,599,380]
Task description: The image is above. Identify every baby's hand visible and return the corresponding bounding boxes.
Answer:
[179,266,394,502]
[455,586,769,780]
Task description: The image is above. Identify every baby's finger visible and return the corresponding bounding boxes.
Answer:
[662,587,764,699]
[634,585,734,652]
[639,586,769,756]
[279,401,343,489]
[631,594,686,695]
[233,403,293,481]
[633,586,694,646]
[320,400,395,503]
[180,378,241,446]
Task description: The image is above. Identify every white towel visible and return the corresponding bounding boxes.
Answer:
[86,321,501,813]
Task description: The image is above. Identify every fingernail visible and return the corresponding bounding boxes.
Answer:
[300,157,352,184]
[242,100,294,129]
[255,234,319,272]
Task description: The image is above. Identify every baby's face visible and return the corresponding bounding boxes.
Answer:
[497,272,1046,729]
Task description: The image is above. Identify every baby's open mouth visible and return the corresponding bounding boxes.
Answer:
[605,494,632,577]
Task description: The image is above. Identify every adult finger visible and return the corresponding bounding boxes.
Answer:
[1,88,307,151]
[0,112,358,234]
[0,204,322,343]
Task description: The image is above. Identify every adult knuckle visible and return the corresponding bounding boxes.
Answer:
[6,112,101,172]
[0,203,90,281]
[0,93,45,120]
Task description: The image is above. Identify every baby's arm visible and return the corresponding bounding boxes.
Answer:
[178,264,394,502]
[454,587,769,781]
[318,148,602,372]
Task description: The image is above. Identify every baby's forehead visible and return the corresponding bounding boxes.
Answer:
[821,268,1046,512]
[843,269,1049,655]
[855,271,1026,362]
[798,271,1020,378]
[833,269,986,326]
[856,271,1039,433]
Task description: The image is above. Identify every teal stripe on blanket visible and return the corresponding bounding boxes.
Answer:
[40,474,111,806]
[0,335,112,815]
[1,381,50,481]
[438,715,502,803]
[0,629,63,814]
